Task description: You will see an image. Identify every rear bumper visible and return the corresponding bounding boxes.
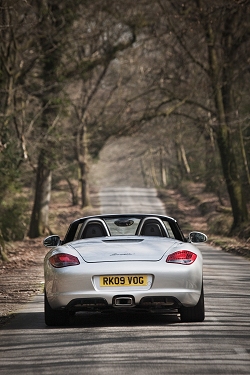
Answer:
[46,282,202,311]
[63,295,182,313]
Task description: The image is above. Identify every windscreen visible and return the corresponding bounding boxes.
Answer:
[104,217,141,236]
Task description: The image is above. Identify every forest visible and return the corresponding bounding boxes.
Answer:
[0,0,250,251]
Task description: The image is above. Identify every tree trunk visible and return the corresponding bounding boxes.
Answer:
[216,125,248,231]
[77,122,90,208]
[204,124,218,193]
[175,137,190,180]
[79,159,90,208]
[159,147,167,187]
[180,143,191,176]
[28,0,68,237]
[66,177,79,206]
[238,121,250,188]
[203,11,248,232]
[28,150,52,238]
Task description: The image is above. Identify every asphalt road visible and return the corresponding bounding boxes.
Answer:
[99,187,166,214]
[0,188,250,375]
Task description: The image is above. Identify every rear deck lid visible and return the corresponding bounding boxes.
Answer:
[69,236,178,262]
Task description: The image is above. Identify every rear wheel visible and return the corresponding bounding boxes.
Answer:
[179,285,205,322]
[44,291,69,326]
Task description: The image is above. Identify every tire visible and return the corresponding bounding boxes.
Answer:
[44,291,69,326]
[179,284,205,323]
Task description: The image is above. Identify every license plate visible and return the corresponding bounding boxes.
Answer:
[100,275,148,287]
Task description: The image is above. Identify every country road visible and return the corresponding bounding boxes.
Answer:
[99,187,166,214]
[0,187,250,375]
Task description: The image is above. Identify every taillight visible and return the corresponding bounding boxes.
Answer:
[166,250,197,265]
[49,253,80,268]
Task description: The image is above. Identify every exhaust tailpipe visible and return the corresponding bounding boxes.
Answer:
[113,296,134,307]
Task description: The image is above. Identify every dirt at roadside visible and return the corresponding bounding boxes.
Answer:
[158,183,250,259]
[0,191,101,327]
[0,239,46,326]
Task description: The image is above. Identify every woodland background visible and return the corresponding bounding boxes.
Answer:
[0,0,250,259]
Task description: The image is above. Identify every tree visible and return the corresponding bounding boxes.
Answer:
[204,8,249,232]
[28,0,82,237]
[140,0,250,233]
[29,0,137,235]
[61,1,137,207]
[183,0,249,232]
[1,0,250,241]
[0,0,38,244]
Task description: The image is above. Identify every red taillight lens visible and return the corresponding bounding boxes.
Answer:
[49,253,80,268]
[166,250,197,265]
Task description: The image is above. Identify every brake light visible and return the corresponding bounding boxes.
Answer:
[166,250,197,265]
[49,253,80,268]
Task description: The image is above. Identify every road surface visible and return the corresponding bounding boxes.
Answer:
[99,187,166,214]
[0,188,249,374]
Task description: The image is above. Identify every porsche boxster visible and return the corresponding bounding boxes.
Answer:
[43,214,207,326]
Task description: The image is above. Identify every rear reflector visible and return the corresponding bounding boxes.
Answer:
[49,253,80,268]
[166,250,197,265]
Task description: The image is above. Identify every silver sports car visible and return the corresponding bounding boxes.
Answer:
[43,214,207,326]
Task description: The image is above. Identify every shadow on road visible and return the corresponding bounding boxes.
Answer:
[2,311,180,330]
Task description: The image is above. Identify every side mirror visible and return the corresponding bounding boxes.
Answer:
[43,235,61,247]
[188,231,207,243]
